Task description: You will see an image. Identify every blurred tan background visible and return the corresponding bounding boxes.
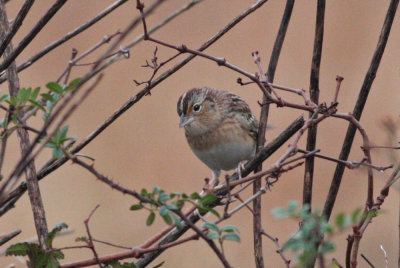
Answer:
[0,0,399,267]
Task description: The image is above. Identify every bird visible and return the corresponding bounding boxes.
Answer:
[177,87,259,186]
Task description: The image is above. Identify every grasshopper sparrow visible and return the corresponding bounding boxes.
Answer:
[177,87,259,185]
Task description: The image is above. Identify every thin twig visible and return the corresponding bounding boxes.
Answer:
[0,229,21,246]
[84,205,102,268]
[361,253,375,268]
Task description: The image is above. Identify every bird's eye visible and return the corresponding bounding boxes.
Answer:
[193,104,202,112]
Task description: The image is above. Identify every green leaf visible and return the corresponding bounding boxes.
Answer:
[46,82,63,94]
[286,200,299,215]
[221,232,241,243]
[159,206,169,216]
[146,212,155,226]
[0,94,9,102]
[65,78,82,92]
[202,222,219,232]
[166,203,178,210]
[53,147,64,159]
[206,231,219,240]
[205,207,220,219]
[272,207,290,220]
[46,222,68,248]
[28,99,46,112]
[130,204,144,211]
[41,93,55,102]
[182,193,189,199]
[141,189,148,197]
[31,87,40,100]
[6,243,31,256]
[220,225,239,233]
[171,213,182,230]
[190,192,201,200]
[199,193,217,206]
[152,186,161,195]
[335,213,350,229]
[17,88,31,104]
[351,207,363,224]
[158,192,170,203]
[175,199,184,209]
[74,153,95,161]
[161,213,173,225]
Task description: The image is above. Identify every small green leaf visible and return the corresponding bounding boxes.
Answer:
[202,222,219,232]
[46,82,63,94]
[206,231,219,240]
[199,193,217,205]
[0,94,9,102]
[182,193,189,199]
[141,189,148,197]
[335,213,348,229]
[6,243,31,256]
[74,153,95,161]
[159,206,169,216]
[130,204,144,211]
[53,147,64,159]
[190,192,201,200]
[46,222,68,248]
[175,199,184,209]
[65,78,82,92]
[28,99,46,112]
[221,232,241,243]
[166,203,178,210]
[220,225,239,233]
[351,207,363,224]
[41,93,55,102]
[171,213,182,230]
[146,212,155,226]
[158,192,170,203]
[152,186,161,195]
[31,87,40,100]
[161,213,173,225]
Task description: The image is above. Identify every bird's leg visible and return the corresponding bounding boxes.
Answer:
[210,170,220,188]
[236,160,248,181]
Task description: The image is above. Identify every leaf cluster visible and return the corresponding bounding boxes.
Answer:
[6,223,68,268]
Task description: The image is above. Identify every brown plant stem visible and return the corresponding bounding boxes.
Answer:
[0,229,21,246]
[0,0,48,248]
[303,0,325,213]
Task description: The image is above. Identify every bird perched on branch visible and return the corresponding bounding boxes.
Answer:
[177,87,259,186]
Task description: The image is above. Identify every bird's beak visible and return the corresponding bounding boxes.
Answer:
[179,114,194,128]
